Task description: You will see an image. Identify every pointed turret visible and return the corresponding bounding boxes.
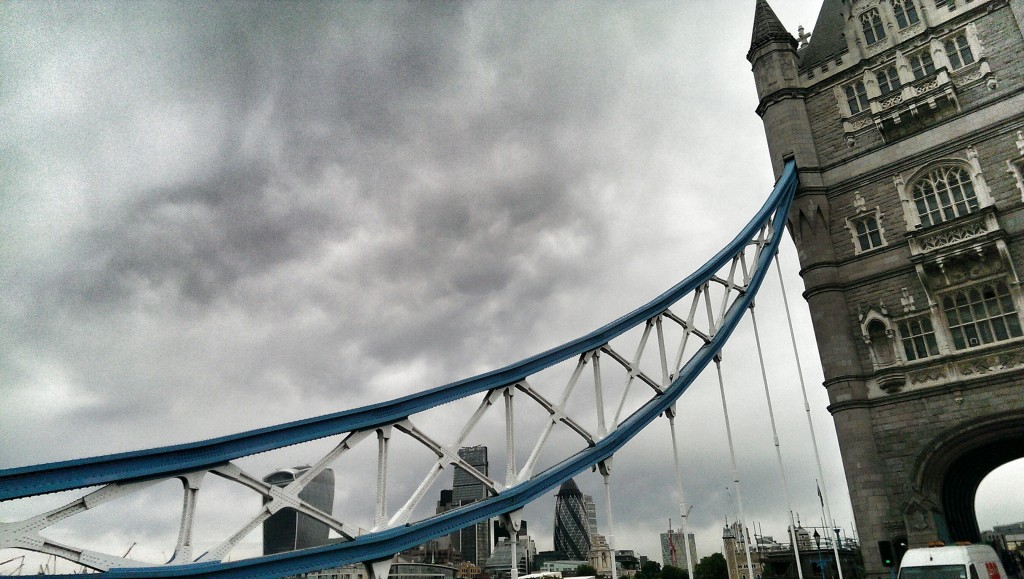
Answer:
[746,0,815,179]
[748,0,797,61]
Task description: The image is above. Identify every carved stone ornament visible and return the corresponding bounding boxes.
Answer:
[900,288,916,313]
[877,367,908,393]
[917,218,989,253]
[788,196,830,245]
[907,366,946,385]
[958,351,1024,376]
[1007,160,1024,203]
[797,25,811,48]
[853,192,867,213]
[919,245,1005,292]
[904,500,933,533]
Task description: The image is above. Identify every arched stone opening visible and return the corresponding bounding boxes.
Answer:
[913,408,1024,543]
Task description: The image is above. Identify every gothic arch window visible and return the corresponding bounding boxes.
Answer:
[845,81,869,114]
[876,65,902,96]
[897,315,939,361]
[942,281,1023,349]
[909,49,936,80]
[855,214,884,251]
[891,0,919,29]
[846,203,887,255]
[943,33,975,70]
[860,9,887,46]
[911,165,979,227]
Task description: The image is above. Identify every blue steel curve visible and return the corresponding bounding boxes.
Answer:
[7,161,798,577]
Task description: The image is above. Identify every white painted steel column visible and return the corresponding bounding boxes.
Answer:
[375,427,392,530]
[600,460,618,579]
[667,410,695,579]
[171,472,205,564]
[511,536,519,579]
[593,352,607,438]
[505,388,517,486]
[505,388,519,579]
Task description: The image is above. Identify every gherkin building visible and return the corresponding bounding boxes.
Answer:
[553,478,591,560]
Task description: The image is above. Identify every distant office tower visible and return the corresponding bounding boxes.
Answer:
[438,489,454,513]
[453,446,488,504]
[553,478,591,560]
[660,527,697,570]
[453,446,491,566]
[583,494,598,540]
[262,466,335,555]
[486,531,536,579]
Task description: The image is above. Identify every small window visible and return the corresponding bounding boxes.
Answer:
[893,0,920,29]
[942,282,1023,349]
[877,66,902,96]
[910,51,936,79]
[861,9,887,45]
[944,34,975,70]
[854,215,884,251]
[846,81,870,114]
[898,316,940,360]
[912,165,978,227]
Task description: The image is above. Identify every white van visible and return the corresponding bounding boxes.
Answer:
[898,545,1008,579]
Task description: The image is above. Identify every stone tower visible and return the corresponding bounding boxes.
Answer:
[749,1,1024,577]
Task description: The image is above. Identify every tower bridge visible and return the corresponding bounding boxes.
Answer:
[3,1,1024,578]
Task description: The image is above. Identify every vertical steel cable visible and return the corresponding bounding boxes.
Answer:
[668,412,695,579]
[715,357,756,579]
[749,305,804,579]
[774,254,845,579]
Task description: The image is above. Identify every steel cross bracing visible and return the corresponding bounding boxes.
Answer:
[0,161,798,577]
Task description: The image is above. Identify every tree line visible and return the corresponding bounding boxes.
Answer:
[575,552,728,579]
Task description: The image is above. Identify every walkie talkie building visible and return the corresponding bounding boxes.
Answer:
[262,466,335,556]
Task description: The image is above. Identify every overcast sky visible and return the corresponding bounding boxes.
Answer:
[2,1,1021,573]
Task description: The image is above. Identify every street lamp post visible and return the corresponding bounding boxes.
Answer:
[813,531,826,579]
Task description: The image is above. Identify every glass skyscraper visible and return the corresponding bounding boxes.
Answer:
[452,446,491,566]
[583,494,598,541]
[262,466,335,555]
[553,478,591,560]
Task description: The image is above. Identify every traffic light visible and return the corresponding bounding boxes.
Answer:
[893,537,909,567]
[879,540,895,567]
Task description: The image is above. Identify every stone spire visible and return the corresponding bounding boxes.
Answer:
[748,0,797,60]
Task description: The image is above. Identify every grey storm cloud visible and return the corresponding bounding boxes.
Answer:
[3,0,1018,572]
